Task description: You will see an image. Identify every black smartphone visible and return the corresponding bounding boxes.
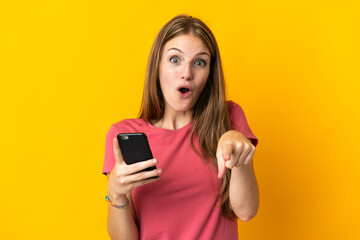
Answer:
[117,133,157,173]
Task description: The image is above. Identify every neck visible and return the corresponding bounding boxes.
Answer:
[152,108,193,130]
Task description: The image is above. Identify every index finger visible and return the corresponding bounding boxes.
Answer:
[113,137,125,164]
[217,147,226,179]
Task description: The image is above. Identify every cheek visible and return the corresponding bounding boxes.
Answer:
[159,68,179,90]
[198,81,207,95]
[199,70,210,88]
[159,72,174,95]
[160,64,176,79]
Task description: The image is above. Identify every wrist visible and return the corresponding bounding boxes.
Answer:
[107,193,128,206]
[230,165,253,179]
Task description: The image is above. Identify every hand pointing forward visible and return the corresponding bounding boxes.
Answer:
[216,130,256,179]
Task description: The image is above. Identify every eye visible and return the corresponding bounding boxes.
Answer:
[195,59,206,67]
[170,57,180,64]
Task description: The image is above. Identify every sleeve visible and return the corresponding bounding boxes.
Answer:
[228,100,259,147]
[102,124,120,175]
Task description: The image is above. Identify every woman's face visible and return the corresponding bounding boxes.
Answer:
[158,33,210,115]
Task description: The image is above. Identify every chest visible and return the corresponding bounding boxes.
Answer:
[131,130,220,208]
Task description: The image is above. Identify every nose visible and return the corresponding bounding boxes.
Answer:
[181,62,193,81]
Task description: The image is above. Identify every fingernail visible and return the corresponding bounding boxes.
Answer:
[157,169,162,175]
[225,161,232,168]
[152,159,157,165]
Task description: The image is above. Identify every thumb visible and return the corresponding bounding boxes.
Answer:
[113,137,125,164]
[221,143,233,162]
[222,143,235,169]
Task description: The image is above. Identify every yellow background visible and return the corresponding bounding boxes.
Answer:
[1,0,359,239]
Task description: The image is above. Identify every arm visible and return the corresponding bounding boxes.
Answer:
[217,130,259,221]
[106,137,162,239]
[106,173,139,240]
[229,159,259,221]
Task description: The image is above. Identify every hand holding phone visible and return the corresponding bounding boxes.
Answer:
[107,133,161,200]
[117,133,157,174]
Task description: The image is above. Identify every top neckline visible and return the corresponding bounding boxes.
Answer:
[145,119,193,133]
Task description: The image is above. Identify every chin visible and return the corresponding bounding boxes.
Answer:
[169,102,194,113]
[174,106,192,113]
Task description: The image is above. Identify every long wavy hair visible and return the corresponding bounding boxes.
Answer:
[139,14,235,219]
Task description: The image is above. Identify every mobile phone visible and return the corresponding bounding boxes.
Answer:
[117,133,157,174]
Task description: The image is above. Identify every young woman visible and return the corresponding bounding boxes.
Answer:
[103,14,259,240]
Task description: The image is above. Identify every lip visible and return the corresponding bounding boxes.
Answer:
[177,85,192,98]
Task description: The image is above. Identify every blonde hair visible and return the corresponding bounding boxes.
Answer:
[139,14,235,219]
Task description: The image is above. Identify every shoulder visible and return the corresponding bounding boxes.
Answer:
[227,100,259,147]
[105,118,148,142]
[226,100,249,132]
[227,100,245,118]
[110,118,148,133]
[105,119,148,139]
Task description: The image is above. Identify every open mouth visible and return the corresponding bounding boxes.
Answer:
[179,87,190,94]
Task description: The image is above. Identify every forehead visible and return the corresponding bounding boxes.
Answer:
[162,34,210,55]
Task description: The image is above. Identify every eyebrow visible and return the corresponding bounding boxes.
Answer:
[167,48,210,57]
